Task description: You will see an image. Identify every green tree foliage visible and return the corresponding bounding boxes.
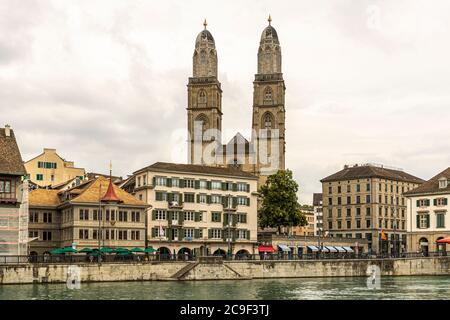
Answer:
[258,169,307,232]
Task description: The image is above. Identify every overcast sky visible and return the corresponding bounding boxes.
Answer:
[1,0,450,204]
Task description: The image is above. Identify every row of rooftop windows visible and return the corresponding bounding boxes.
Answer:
[326,182,414,195]
[136,175,250,192]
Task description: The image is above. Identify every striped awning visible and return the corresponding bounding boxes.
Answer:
[307,245,319,252]
[278,244,291,252]
[334,246,347,252]
[325,246,338,252]
[343,246,354,253]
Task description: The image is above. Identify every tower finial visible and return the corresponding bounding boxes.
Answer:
[109,160,112,178]
[203,19,207,29]
[268,14,272,25]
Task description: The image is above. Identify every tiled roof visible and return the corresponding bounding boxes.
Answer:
[29,177,147,207]
[0,128,26,176]
[320,165,424,184]
[134,162,258,179]
[71,176,147,206]
[404,167,450,196]
[313,193,323,206]
[29,189,61,207]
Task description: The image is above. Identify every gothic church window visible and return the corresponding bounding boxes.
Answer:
[263,112,274,129]
[264,87,273,104]
[198,90,207,105]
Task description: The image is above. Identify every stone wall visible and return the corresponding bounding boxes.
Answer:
[1,257,450,285]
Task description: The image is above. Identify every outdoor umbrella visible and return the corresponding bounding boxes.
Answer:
[50,248,64,255]
[99,247,114,253]
[117,251,132,256]
[61,247,78,253]
[130,247,145,253]
[78,248,93,253]
[144,247,157,253]
[436,237,450,244]
[114,247,129,253]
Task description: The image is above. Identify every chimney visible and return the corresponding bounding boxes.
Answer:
[4,124,11,137]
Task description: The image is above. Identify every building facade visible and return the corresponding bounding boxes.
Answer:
[291,205,315,236]
[0,125,28,255]
[313,193,323,236]
[28,176,148,255]
[24,148,86,187]
[405,167,450,254]
[132,162,259,257]
[187,17,286,187]
[321,163,424,255]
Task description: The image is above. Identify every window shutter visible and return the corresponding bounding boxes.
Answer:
[152,177,156,186]
[195,180,200,189]
[433,199,437,206]
[152,210,156,220]
[224,213,228,225]
[232,214,237,226]
[167,178,172,187]
[167,193,173,202]
[167,211,172,221]
[218,212,222,223]
[208,229,212,239]
[444,198,448,205]
[222,182,227,191]
[246,197,250,206]
[232,197,237,208]
[179,212,184,225]
[195,212,200,222]
[416,215,420,228]
[151,227,156,237]
[179,228,185,239]
[246,184,250,192]
[179,179,184,188]
[194,229,200,239]
[242,214,247,223]
[222,196,227,207]
[232,183,237,192]
[179,193,183,204]
[167,228,173,240]
[246,230,250,240]
[207,181,211,190]
[426,199,430,206]
[207,195,211,204]
[196,194,200,203]
[426,215,430,228]
[416,200,420,207]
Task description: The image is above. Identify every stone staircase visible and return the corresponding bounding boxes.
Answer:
[171,261,200,280]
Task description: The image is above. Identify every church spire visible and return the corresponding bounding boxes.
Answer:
[268,14,272,25]
[203,18,207,29]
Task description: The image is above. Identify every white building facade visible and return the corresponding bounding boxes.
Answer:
[132,162,259,257]
[405,168,450,254]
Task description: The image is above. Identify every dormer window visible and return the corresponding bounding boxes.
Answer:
[438,177,448,189]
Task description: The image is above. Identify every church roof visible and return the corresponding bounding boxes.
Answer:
[260,25,279,44]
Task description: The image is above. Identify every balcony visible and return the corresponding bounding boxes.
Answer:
[168,201,183,209]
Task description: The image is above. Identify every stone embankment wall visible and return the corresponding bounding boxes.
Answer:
[1,257,450,284]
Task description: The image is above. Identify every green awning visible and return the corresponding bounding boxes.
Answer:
[61,247,78,253]
[130,247,144,253]
[117,251,133,256]
[99,247,114,253]
[144,247,157,253]
[114,247,129,252]
[78,248,93,253]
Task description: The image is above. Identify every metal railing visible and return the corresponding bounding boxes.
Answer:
[0,251,448,265]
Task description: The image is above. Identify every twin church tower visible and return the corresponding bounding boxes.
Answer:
[187,17,286,185]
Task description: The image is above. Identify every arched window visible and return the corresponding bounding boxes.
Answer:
[264,87,273,104]
[263,112,274,129]
[198,90,207,105]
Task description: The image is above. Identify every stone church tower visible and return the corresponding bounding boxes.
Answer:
[187,17,286,186]
[187,20,223,165]
[251,16,286,180]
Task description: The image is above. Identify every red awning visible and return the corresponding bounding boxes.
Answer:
[258,246,275,253]
[436,237,450,244]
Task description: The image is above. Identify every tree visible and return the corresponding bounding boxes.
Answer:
[258,169,307,233]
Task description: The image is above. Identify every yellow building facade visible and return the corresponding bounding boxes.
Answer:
[24,148,86,187]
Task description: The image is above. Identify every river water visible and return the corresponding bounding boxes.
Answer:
[1,276,449,300]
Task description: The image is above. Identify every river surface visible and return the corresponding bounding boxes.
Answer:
[1,276,449,300]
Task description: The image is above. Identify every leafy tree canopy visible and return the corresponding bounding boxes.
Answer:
[258,169,307,232]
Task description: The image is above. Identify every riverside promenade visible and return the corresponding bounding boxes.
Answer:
[1,255,450,284]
